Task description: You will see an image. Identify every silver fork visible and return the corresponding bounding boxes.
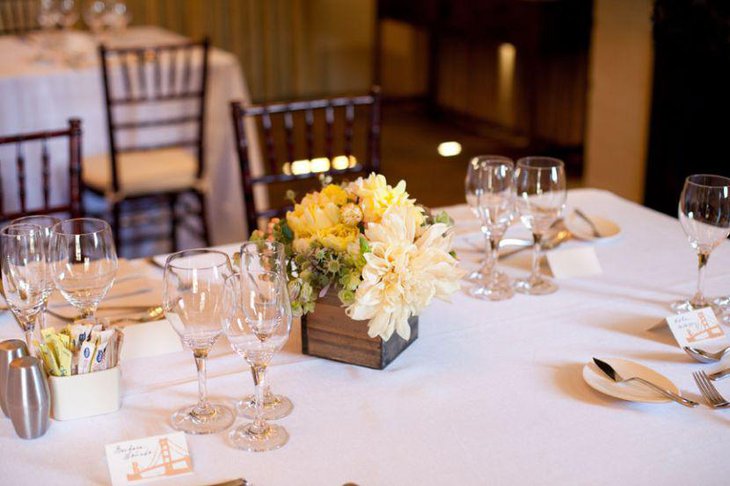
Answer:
[693,370,730,408]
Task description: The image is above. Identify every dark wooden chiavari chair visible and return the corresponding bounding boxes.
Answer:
[230,86,381,234]
[86,38,210,255]
[0,0,39,36]
[0,118,82,222]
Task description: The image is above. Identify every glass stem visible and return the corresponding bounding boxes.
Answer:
[24,328,35,357]
[193,350,210,414]
[692,251,710,306]
[480,227,492,272]
[251,364,268,433]
[487,235,501,284]
[530,232,543,284]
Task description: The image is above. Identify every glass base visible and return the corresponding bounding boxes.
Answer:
[467,268,510,284]
[671,298,729,323]
[513,276,558,296]
[469,274,514,301]
[236,393,293,420]
[171,402,235,434]
[228,422,289,452]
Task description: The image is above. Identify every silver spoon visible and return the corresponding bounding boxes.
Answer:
[683,345,730,363]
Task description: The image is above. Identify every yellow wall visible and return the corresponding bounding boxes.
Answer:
[583,0,654,202]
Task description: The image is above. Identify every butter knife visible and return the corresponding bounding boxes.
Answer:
[592,358,698,407]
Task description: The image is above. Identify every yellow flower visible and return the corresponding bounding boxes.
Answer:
[321,184,348,206]
[316,224,359,252]
[340,203,363,226]
[350,173,418,224]
[286,197,341,238]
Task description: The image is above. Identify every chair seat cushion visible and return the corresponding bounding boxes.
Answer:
[83,148,199,196]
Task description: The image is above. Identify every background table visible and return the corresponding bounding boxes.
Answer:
[1,189,729,485]
[0,26,256,245]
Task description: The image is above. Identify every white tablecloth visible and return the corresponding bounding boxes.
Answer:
[1,188,730,485]
[0,26,254,244]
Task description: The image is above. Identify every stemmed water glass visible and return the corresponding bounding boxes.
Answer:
[83,0,107,37]
[0,224,48,355]
[103,1,131,33]
[36,0,61,61]
[11,215,61,329]
[49,218,118,320]
[464,156,516,300]
[223,270,292,451]
[58,0,78,31]
[671,174,730,317]
[163,249,235,434]
[513,156,567,295]
[235,241,293,420]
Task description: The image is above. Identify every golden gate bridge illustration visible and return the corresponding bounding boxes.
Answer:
[127,437,192,481]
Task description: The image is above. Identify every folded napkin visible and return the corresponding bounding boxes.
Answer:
[48,259,162,319]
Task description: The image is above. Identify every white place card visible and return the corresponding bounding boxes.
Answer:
[546,246,603,279]
[106,432,193,485]
[120,320,184,361]
[664,307,728,350]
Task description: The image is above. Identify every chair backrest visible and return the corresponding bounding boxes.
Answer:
[98,38,210,193]
[0,0,39,35]
[230,86,382,233]
[0,118,83,221]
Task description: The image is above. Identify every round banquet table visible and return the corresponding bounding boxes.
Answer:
[1,189,729,485]
[0,26,258,246]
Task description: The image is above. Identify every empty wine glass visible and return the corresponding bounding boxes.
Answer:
[83,0,106,36]
[163,249,235,434]
[235,240,293,420]
[464,156,516,300]
[50,218,118,320]
[36,0,61,60]
[513,157,566,295]
[11,215,61,329]
[671,174,730,316]
[103,0,131,32]
[1,224,48,355]
[58,0,78,30]
[223,270,291,451]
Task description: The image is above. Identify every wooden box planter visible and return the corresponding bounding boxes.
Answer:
[301,290,418,369]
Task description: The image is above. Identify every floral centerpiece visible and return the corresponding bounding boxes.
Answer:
[252,173,463,343]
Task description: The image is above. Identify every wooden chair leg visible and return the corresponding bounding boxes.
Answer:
[111,201,122,256]
[168,195,178,252]
[194,190,211,247]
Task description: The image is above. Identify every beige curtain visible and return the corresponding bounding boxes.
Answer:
[125,0,373,102]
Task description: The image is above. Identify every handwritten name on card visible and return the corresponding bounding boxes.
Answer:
[665,307,727,349]
[106,432,193,485]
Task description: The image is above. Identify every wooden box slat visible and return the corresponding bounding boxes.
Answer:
[301,290,418,369]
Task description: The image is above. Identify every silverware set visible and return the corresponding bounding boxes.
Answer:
[592,355,730,409]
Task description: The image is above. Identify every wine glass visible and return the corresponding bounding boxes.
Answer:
[465,156,516,300]
[11,215,61,329]
[103,0,131,33]
[36,0,61,59]
[83,0,107,36]
[223,270,291,451]
[58,0,78,30]
[513,156,566,295]
[0,224,48,355]
[671,174,730,316]
[49,218,118,320]
[235,240,293,420]
[163,249,235,434]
